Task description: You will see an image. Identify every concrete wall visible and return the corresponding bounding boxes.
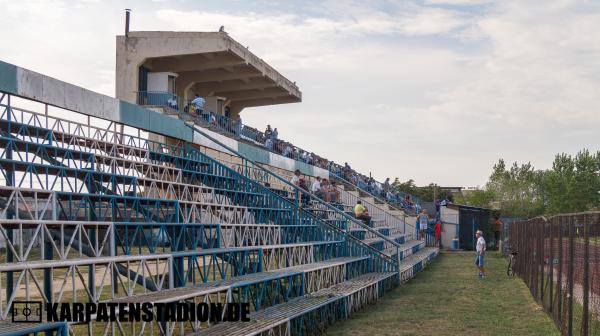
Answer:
[440,206,459,249]
[147,72,176,92]
[1,60,328,180]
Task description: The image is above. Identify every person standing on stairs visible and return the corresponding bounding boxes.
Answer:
[416,209,429,240]
[311,176,326,201]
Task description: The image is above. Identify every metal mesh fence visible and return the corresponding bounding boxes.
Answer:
[510,212,600,336]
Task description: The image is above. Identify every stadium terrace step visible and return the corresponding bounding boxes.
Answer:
[108,256,370,305]
[197,272,397,336]
[0,322,68,335]
[398,247,439,282]
[362,233,409,248]
[383,239,426,259]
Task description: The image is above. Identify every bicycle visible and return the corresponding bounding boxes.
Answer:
[507,249,518,276]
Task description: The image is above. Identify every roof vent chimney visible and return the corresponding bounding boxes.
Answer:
[125,9,131,38]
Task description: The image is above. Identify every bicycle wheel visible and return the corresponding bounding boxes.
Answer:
[507,259,514,276]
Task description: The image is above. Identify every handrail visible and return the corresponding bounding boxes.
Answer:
[135,91,422,207]
[330,170,419,218]
[329,166,422,206]
[185,124,403,252]
[332,179,411,234]
[1,97,397,270]
[2,97,399,263]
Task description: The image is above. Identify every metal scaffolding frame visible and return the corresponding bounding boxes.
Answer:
[0,92,438,336]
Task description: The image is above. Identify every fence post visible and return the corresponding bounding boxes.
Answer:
[539,219,545,303]
[557,216,563,329]
[567,216,574,336]
[582,214,589,336]
[549,218,554,315]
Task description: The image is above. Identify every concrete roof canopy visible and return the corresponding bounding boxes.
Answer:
[116,31,301,115]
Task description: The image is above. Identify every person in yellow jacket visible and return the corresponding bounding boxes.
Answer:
[354,200,371,226]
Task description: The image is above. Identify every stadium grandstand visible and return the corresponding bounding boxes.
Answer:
[0,28,438,335]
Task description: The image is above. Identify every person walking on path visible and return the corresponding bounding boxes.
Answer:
[475,230,486,278]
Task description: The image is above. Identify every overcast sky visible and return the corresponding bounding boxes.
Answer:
[1,0,599,187]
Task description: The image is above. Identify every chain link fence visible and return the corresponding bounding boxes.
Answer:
[510,212,600,336]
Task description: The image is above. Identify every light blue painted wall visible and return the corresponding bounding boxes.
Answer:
[0,61,17,94]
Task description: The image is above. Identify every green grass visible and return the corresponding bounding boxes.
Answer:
[327,251,560,336]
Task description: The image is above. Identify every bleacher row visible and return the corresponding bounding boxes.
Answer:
[0,95,438,335]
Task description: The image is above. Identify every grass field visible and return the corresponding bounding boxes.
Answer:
[327,251,560,336]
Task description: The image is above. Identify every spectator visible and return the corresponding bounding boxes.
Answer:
[291,169,301,187]
[475,230,486,278]
[493,216,502,249]
[386,190,395,202]
[302,151,309,163]
[167,96,178,110]
[311,177,325,200]
[328,180,341,203]
[383,178,391,192]
[272,128,278,140]
[234,116,242,137]
[283,143,293,158]
[343,162,352,179]
[298,177,309,191]
[265,125,273,139]
[416,209,429,240]
[191,95,205,115]
[434,220,442,248]
[265,138,273,150]
[354,200,371,226]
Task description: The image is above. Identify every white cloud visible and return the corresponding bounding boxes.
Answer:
[1,0,599,186]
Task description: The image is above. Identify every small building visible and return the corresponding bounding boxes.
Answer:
[439,204,492,250]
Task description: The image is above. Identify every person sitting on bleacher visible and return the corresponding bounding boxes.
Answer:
[167,96,178,110]
[354,200,371,226]
[191,95,205,115]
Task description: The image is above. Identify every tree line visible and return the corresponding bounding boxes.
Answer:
[391,149,600,219]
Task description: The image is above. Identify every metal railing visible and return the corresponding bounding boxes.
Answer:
[330,170,419,217]
[510,212,600,336]
[135,90,422,212]
[333,178,411,233]
[185,123,406,272]
[328,168,422,212]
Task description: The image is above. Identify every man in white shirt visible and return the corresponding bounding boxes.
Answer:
[311,177,325,200]
[167,96,178,110]
[475,230,486,278]
[290,169,301,187]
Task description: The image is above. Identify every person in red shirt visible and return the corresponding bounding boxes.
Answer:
[434,220,442,248]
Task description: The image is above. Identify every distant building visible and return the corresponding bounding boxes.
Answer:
[439,203,492,250]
